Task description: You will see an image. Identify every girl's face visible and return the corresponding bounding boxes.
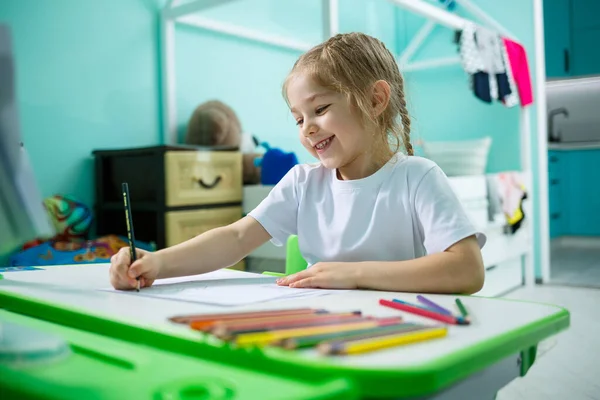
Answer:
[287,74,378,180]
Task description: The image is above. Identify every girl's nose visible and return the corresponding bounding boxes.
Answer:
[303,121,318,137]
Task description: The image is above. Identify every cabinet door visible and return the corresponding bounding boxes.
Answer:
[563,149,600,236]
[544,0,572,78]
[548,151,563,238]
[570,0,600,76]
[572,28,600,76]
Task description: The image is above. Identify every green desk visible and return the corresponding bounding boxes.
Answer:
[0,264,570,399]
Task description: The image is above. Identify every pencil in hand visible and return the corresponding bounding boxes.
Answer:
[122,182,139,292]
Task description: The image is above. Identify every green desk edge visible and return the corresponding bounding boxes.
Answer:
[0,309,355,400]
[0,289,570,399]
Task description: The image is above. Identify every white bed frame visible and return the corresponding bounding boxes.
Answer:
[158,0,550,289]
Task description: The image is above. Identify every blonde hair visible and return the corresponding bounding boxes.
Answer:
[283,32,413,157]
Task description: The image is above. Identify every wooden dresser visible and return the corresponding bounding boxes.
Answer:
[92,145,245,270]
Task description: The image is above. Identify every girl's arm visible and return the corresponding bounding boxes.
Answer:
[279,235,484,294]
[157,216,271,279]
[353,235,484,294]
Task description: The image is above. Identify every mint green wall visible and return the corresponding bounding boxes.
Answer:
[0,0,163,208]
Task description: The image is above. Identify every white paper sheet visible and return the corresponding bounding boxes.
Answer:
[101,269,345,306]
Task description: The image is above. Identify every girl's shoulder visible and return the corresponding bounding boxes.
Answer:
[390,154,440,181]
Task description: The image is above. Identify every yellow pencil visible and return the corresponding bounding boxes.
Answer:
[234,317,403,347]
[319,326,448,355]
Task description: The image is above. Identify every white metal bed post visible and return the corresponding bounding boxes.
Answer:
[533,0,550,284]
[520,107,536,287]
[160,4,177,145]
[323,0,339,39]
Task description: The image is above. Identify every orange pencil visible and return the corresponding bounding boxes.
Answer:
[191,311,340,332]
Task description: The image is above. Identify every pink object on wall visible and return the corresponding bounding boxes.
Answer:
[502,38,533,107]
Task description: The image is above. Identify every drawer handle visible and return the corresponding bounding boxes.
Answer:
[196,176,222,189]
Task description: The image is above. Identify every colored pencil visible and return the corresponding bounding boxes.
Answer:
[416,295,453,315]
[319,326,448,355]
[212,312,364,339]
[380,299,468,325]
[455,298,471,322]
[191,311,340,332]
[393,298,446,313]
[122,182,139,292]
[234,317,404,347]
[169,308,324,325]
[279,323,425,349]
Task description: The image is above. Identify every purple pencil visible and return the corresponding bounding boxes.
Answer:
[416,295,453,316]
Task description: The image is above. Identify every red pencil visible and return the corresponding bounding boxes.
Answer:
[379,299,466,325]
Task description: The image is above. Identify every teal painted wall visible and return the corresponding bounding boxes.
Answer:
[0,0,163,208]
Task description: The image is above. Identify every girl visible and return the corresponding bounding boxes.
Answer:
[109,33,486,294]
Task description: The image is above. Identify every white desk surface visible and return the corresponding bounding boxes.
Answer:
[0,264,568,370]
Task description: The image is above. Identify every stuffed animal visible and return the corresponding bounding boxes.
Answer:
[253,142,299,185]
[185,100,261,184]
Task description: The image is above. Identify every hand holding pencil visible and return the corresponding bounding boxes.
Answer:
[109,182,164,291]
[109,246,162,290]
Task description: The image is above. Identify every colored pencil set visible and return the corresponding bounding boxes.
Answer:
[169,307,447,355]
[379,295,472,325]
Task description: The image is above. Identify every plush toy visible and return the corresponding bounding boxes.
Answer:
[254,142,299,185]
[185,100,261,184]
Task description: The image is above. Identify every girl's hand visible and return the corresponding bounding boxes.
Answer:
[109,247,163,290]
[276,262,361,289]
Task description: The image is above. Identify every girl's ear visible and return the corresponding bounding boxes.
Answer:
[371,80,391,118]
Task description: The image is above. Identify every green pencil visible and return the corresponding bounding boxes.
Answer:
[455,298,470,321]
[279,323,422,349]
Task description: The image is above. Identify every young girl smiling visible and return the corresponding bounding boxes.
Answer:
[110,32,485,295]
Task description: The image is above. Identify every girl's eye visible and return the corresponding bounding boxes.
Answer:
[295,118,304,126]
[316,105,330,115]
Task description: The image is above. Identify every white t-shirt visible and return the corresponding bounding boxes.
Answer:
[248,154,486,267]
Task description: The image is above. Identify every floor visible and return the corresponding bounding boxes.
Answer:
[497,284,600,400]
[549,237,600,288]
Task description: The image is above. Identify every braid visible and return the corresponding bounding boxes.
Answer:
[397,76,413,156]
[399,100,413,155]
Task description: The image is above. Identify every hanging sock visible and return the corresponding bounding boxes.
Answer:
[502,38,534,107]
[473,72,492,103]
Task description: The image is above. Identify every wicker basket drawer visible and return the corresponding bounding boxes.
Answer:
[165,207,242,247]
[165,151,242,207]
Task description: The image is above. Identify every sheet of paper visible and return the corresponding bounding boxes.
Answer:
[101,269,345,306]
